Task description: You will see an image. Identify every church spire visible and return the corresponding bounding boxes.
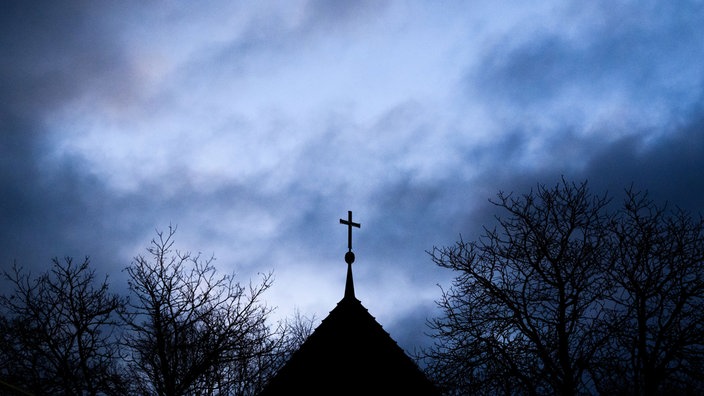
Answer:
[339,211,360,300]
[344,257,355,300]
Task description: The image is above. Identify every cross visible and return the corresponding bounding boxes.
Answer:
[339,210,360,252]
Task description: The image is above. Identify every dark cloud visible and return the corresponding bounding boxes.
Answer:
[0,136,130,276]
[0,1,135,115]
[385,300,438,354]
[472,1,704,121]
[0,1,140,284]
[580,109,704,213]
[460,102,704,238]
[444,0,704,241]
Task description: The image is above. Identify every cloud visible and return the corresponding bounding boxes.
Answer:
[469,0,704,143]
[580,108,704,212]
[2,1,704,356]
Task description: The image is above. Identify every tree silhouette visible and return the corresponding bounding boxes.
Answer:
[0,257,127,395]
[422,178,704,395]
[593,189,704,395]
[423,179,612,395]
[121,226,278,396]
[223,309,317,396]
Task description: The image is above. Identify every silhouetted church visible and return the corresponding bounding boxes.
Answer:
[258,212,440,395]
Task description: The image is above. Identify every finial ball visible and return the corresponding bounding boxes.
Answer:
[345,251,355,264]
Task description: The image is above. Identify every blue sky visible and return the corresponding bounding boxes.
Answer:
[2,0,704,354]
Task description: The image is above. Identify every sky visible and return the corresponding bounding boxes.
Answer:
[2,0,704,355]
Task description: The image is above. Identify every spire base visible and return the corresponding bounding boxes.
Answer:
[343,262,355,300]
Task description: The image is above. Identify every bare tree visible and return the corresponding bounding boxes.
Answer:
[422,179,704,395]
[593,189,704,395]
[121,226,278,396]
[207,310,315,396]
[0,257,127,396]
[422,179,613,395]
[280,309,317,352]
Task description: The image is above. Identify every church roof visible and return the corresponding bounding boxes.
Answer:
[258,276,440,395]
[258,212,440,395]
